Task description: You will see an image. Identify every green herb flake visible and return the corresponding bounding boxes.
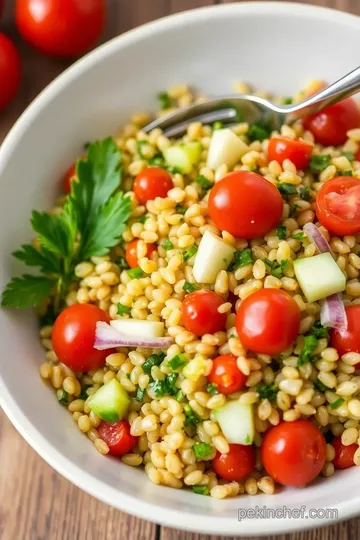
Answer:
[338,170,353,176]
[193,442,213,460]
[150,374,178,397]
[127,267,144,279]
[162,239,174,251]
[310,155,331,172]
[292,231,306,240]
[277,183,298,196]
[167,354,188,371]
[136,387,145,402]
[57,389,70,405]
[212,121,224,131]
[142,353,166,375]
[136,140,148,159]
[118,256,129,270]
[228,248,253,271]
[297,335,318,367]
[264,258,289,278]
[175,390,185,402]
[117,303,131,316]
[136,215,148,224]
[157,91,171,110]
[79,387,90,400]
[196,175,213,190]
[192,486,209,496]
[289,204,299,217]
[183,281,200,294]
[150,380,168,397]
[176,205,187,215]
[148,154,166,168]
[342,152,355,161]
[207,383,218,396]
[299,186,311,201]
[313,378,330,393]
[247,123,270,142]
[257,384,278,401]
[244,434,251,444]
[184,404,200,426]
[330,397,345,410]
[276,226,287,240]
[284,97,293,105]
[310,321,329,340]
[183,245,198,261]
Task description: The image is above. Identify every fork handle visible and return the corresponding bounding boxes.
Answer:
[289,65,360,117]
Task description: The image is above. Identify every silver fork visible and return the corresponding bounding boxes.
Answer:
[143,66,360,138]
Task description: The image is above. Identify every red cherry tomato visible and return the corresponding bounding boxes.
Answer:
[15,0,105,58]
[52,304,110,371]
[330,305,360,365]
[133,167,173,204]
[303,98,360,147]
[63,163,77,194]
[208,354,247,395]
[236,288,301,355]
[355,150,360,162]
[98,420,138,456]
[181,290,227,336]
[261,420,326,486]
[315,177,360,236]
[0,33,21,112]
[208,171,283,239]
[332,436,357,469]
[0,1,4,19]
[212,444,256,481]
[268,137,313,170]
[125,239,157,269]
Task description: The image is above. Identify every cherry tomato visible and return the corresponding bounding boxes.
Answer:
[208,171,283,239]
[208,354,247,395]
[133,167,173,205]
[303,98,360,147]
[212,444,256,481]
[63,163,77,194]
[355,150,360,162]
[15,0,105,58]
[181,290,227,336]
[125,239,157,269]
[315,176,360,236]
[0,33,21,112]
[332,436,357,469]
[98,420,138,456]
[236,288,301,355]
[0,1,4,20]
[331,306,360,365]
[268,137,313,170]
[52,304,110,371]
[261,420,326,487]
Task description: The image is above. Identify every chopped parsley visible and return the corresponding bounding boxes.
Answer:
[196,175,213,190]
[247,123,270,142]
[338,170,353,176]
[292,231,306,240]
[310,321,329,340]
[150,374,178,397]
[127,267,144,279]
[313,378,330,393]
[136,387,145,402]
[207,383,218,396]
[192,486,209,495]
[183,281,200,294]
[277,183,297,196]
[79,387,90,400]
[148,154,166,168]
[183,245,198,261]
[330,397,345,410]
[118,256,128,270]
[276,226,287,240]
[136,214,148,224]
[176,205,187,215]
[142,353,166,375]
[193,442,213,460]
[175,390,185,402]
[157,91,171,110]
[289,204,299,217]
[228,248,253,271]
[299,186,311,201]
[162,239,174,251]
[257,384,278,401]
[310,154,331,172]
[297,335,318,367]
[264,258,289,278]
[212,121,224,131]
[57,389,70,405]
[117,303,131,316]
[184,404,200,426]
[342,152,354,161]
[167,354,187,371]
[283,96,293,104]
[136,140,149,159]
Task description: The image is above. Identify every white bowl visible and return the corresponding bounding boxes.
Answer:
[1,2,360,536]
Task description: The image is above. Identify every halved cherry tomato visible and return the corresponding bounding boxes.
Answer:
[268,137,313,170]
[15,0,105,58]
[133,167,173,204]
[330,305,360,367]
[355,150,360,162]
[212,444,256,481]
[98,420,138,456]
[52,304,110,371]
[0,33,21,111]
[125,239,157,269]
[303,98,360,147]
[181,290,226,336]
[208,354,247,395]
[208,171,283,239]
[236,288,301,355]
[261,420,326,486]
[63,163,77,194]
[315,176,360,236]
[332,435,357,469]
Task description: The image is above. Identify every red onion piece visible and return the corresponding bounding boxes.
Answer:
[303,223,347,333]
[94,322,174,350]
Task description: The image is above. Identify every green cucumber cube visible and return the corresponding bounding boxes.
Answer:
[294,252,346,302]
[214,401,254,445]
[164,142,202,174]
[88,379,130,422]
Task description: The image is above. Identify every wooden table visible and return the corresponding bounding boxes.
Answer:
[1,1,360,538]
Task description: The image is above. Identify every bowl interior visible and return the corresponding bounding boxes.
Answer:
[1,3,360,536]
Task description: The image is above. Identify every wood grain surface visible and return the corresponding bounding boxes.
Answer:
[0,1,359,539]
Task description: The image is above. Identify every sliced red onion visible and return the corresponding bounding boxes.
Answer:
[303,222,334,255]
[94,322,174,350]
[303,223,347,333]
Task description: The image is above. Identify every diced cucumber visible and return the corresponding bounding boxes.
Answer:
[110,319,165,338]
[193,230,236,283]
[207,128,248,170]
[164,142,202,174]
[294,252,346,302]
[88,379,130,422]
[214,401,254,445]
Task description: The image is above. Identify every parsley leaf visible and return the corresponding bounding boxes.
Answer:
[117,303,131,316]
[277,183,297,196]
[176,205,186,215]
[157,91,171,110]
[184,404,200,426]
[127,268,144,279]
[183,245,198,261]
[207,383,218,396]
[57,389,70,405]
[292,231,306,240]
[192,486,209,495]
[289,204,299,217]
[193,442,213,460]
[183,281,199,294]
[162,239,174,251]
[195,175,213,190]
[257,384,278,401]
[1,275,56,309]
[247,123,270,142]
[313,379,329,393]
[212,121,223,131]
[12,244,61,275]
[228,249,253,271]
[299,186,310,201]
[283,97,293,104]
[264,258,289,278]
[310,155,331,172]
[142,353,166,375]
[310,321,329,340]
[31,209,77,259]
[167,354,187,371]
[150,374,178,397]
[276,226,287,240]
[148,154,166,168]
[136,387,145,402]
[297,335,318,367]
[338,170,353,177]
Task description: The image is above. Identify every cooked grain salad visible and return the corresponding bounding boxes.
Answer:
[3,80,360,498]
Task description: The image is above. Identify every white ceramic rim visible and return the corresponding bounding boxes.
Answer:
[1,2,360,536]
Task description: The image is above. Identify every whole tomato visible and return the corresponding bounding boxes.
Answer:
[0,33,21,111]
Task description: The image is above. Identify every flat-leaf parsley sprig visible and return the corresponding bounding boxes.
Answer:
[1,137,131,312]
